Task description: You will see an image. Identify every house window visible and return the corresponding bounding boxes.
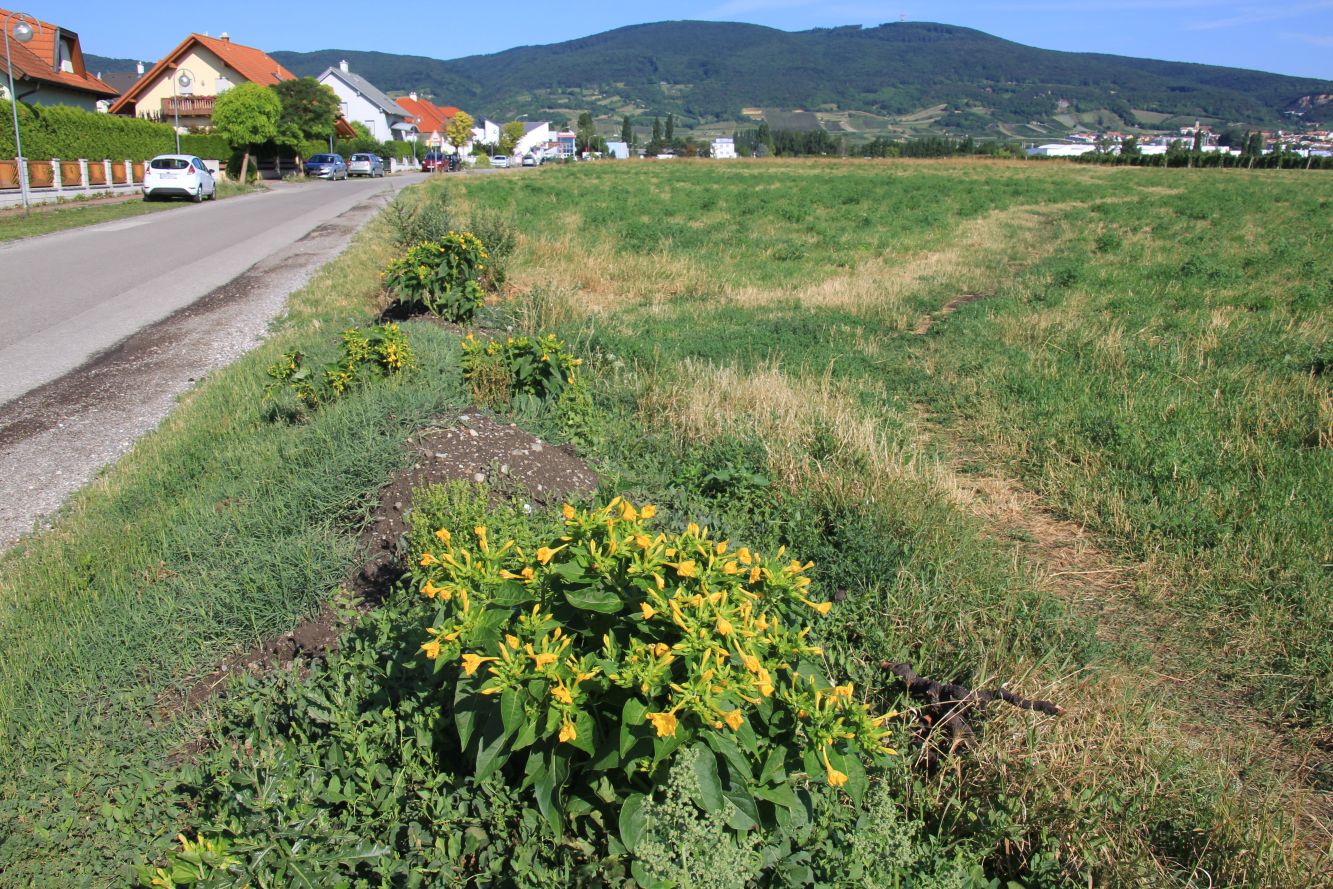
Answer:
[216,75,233,94]
[58,37,75,74]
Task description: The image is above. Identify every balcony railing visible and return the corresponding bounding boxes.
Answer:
[160,95,216,117]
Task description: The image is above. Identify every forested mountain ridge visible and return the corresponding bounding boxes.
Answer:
[94,21,1333,136]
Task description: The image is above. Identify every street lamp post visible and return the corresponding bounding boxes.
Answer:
[171,67,195,154]
[4,10,42,216]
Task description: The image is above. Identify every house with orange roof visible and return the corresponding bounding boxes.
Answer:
[0,8,118,111]
[108,32,295,131]
[396,92,468,152]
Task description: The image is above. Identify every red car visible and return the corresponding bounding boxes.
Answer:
[421,151,459,172]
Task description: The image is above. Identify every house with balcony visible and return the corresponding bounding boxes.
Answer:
[108,32,295,131]
[0,8,118,111]
[317,60,414,143]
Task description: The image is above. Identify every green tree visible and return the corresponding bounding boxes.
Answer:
[620,115,633,147]
[446,111,475,155]
[271,77,339,168]
[665,113,674,142]
[213,83,280,182]
[499,120,525,155]
[652,117,662,143]
[576,111,596,153]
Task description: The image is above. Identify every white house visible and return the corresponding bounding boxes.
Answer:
[514,122,552,157]
[606,140,629,160]
[712,137,737,159]
[317,61,414,143]
[472,118,501,148]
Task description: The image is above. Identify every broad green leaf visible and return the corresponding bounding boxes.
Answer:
[759,747,787,785]
[706,733,753,784]
[692,743,725,813]
[755,782,800,813]
[563,585,623,613]
[619,793,647,853]
[490,580,533,606]
[569,708,597,755]
[474,715,510,782]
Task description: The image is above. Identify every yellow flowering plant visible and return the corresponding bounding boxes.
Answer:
[409,498,898,854]
[263,323,413,411]
[460,332,585,413]
[381,231,489,322]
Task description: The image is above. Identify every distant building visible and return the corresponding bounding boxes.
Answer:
[1024,143,1098,158]
[556,131,576,158]
[471,118,501,148]
[712,137,737,159]
[398,93,462,151]
[515,122,552,157]
[0,9,118,111]
[605,140,629,160]
[318,60,414,143]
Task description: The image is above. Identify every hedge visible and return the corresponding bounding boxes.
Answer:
[180,133,231,159]
[0,101,174,161]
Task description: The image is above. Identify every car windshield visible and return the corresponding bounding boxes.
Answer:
[310,155,338,163]
[150,158,190,170]
[352,154,372,161]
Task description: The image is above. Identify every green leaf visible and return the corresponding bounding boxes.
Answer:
[619,793,647,853]
[569,707,597,755]
[490,580,533,606]
[724,786,760,831]
[473,714,510,782]
[563,585,622,613]
[705,733,753,785]
[692,743,725,813]
[755,781,800,814]
[500,688,525,737]
[621,698,647,756]
[759,747,787,785]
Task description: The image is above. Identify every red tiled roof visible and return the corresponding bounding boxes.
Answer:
[395,96,456,135]
[109,33,295,114]
[0,8,118,98]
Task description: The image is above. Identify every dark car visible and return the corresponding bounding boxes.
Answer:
[304,153,347,180]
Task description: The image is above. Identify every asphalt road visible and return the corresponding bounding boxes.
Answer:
[0,172,428,546]
[0,173,427,406]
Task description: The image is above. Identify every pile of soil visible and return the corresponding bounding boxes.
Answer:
[165,411,597,717]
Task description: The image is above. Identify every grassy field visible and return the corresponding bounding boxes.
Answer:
[0,159,1328,887]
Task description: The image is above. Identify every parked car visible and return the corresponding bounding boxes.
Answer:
[143,154,216,202]
[490,155,510,168]
[421,151,450,172]
[304,154,347,179]
[348,153,385,177]
[521,154,538,167]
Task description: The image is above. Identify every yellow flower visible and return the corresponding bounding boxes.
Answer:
[737,547,753,565]
[803,598,832,616]
[742,653,761,673]
[723,709,744,731]
[640,504,657,520]
[475,526,489,552]
[748,566,762,585]
[420,552,439,567]
[536,546,561,565]
[435,528,452,545]
[552,684,574,704]
[722,561,740,575]
[826,765,849,788]
[421,580,442,599]
[559,720,577,743]
[646,711,678,738]
[757,668,774,697]
[532,651,557,670]
[673,560,697,578]
[716,617,734,636]
[460,653,497,676]
[634,533,652,549]
[640,602,657,620]
[562,503,576,521]
[716,541,729,555]
[421,639,442,660]
[620,501,639,521]
[505,634,521,649]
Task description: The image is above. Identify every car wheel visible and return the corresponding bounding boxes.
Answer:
[192,184,203,203]
[208,183,217,200]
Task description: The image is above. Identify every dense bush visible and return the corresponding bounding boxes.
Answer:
[382,232,488,321]
[410,498,897,878]
[461,332,584,413]
[178,133,231,159]
[0,100,173,160]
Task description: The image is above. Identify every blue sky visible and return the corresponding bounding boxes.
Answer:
[45,0,1333,80]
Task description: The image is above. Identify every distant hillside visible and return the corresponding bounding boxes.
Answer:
[270,21,1333,136]
[84,54,141,76]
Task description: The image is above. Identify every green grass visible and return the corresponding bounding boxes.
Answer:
[0,161,1329,887]
[0,180,263,242]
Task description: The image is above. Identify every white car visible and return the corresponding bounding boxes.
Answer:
[521,154,538,167]
[490,155,510,168]
[143,154,216,202]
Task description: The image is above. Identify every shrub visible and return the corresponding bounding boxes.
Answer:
[263,323,413,414]
[386,190,457,250]
[179,133,231,160]
[408,498,898,868]
[381,232,488,321]
[460,332,584,412]
[0,100,173,160]
[466,207,519,287]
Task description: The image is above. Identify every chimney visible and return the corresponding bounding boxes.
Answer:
[339,59,349,73]
[220,32,230,42]
[409,91,418,101]
[136,61,145,76]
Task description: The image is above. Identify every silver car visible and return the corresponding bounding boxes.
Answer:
[348,153,385,177]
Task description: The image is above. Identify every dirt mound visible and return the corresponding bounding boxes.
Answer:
[162,411,597,720]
